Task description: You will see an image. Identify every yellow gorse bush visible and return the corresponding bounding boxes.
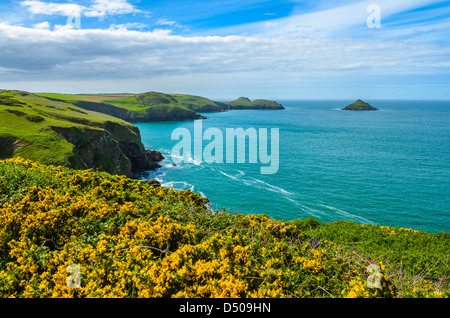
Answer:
[0,158,447,298]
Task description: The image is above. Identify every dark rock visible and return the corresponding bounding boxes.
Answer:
[144,150,165,170]
[146,179,161,187]
[25,114,45,123]
[146,150,165,162]
[0,136,23,158]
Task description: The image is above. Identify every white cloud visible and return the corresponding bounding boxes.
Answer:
[33,21,50,29]
[156,19,177,26]
[108,23,147,31]
[155,18,186,30]
[53,23,75,30]
[0,23,448,82]
[20,0,139,18]
[21,0,84,16]
[211,0,446,38]
[84,0,140,18]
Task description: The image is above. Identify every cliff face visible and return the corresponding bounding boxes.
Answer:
[52,126,132,176]
[0,136,17,158]
[69,100,205,123]
[52,125,164,178]
[69,100,131,120]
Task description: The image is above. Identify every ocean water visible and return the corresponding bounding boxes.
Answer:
[134,100,450,233]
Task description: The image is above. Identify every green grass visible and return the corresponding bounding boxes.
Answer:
[171,93,227,112]
[107,96,146,111]
[0,95,76,167]
[36,93,91,102]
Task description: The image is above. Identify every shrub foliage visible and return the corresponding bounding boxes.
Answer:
[0,158,448,298]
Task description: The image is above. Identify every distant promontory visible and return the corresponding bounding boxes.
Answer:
[39,91,284,123]
[342,99,378,111]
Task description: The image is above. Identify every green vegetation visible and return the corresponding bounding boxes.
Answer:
[0,158,448,298]
[0,90,151,177]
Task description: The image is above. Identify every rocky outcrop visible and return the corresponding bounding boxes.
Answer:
[0,136,25,158]
[118,142,165,172]
[342,99,378,111]
[146,179,161,187]
[145,150,165,170]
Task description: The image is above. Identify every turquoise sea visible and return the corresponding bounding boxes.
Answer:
[135,100,450,233]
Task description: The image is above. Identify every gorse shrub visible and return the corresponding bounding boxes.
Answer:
[0,158,448,298]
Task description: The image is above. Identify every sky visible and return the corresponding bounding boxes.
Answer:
[0,0,449,100]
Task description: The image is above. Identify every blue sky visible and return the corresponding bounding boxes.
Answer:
[0,0,449,99]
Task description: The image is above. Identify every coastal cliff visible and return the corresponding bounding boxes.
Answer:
[38,91,284,122]
[67,99,206,123]
[0,90,163,177]
[51,125,163,178]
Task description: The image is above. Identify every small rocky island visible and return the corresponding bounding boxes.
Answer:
[342,99,378,111]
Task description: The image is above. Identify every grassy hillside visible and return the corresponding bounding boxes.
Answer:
[37,91,284,123]
[170,93,228,112]
[0,90,159,177]
[0,158,448,298]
